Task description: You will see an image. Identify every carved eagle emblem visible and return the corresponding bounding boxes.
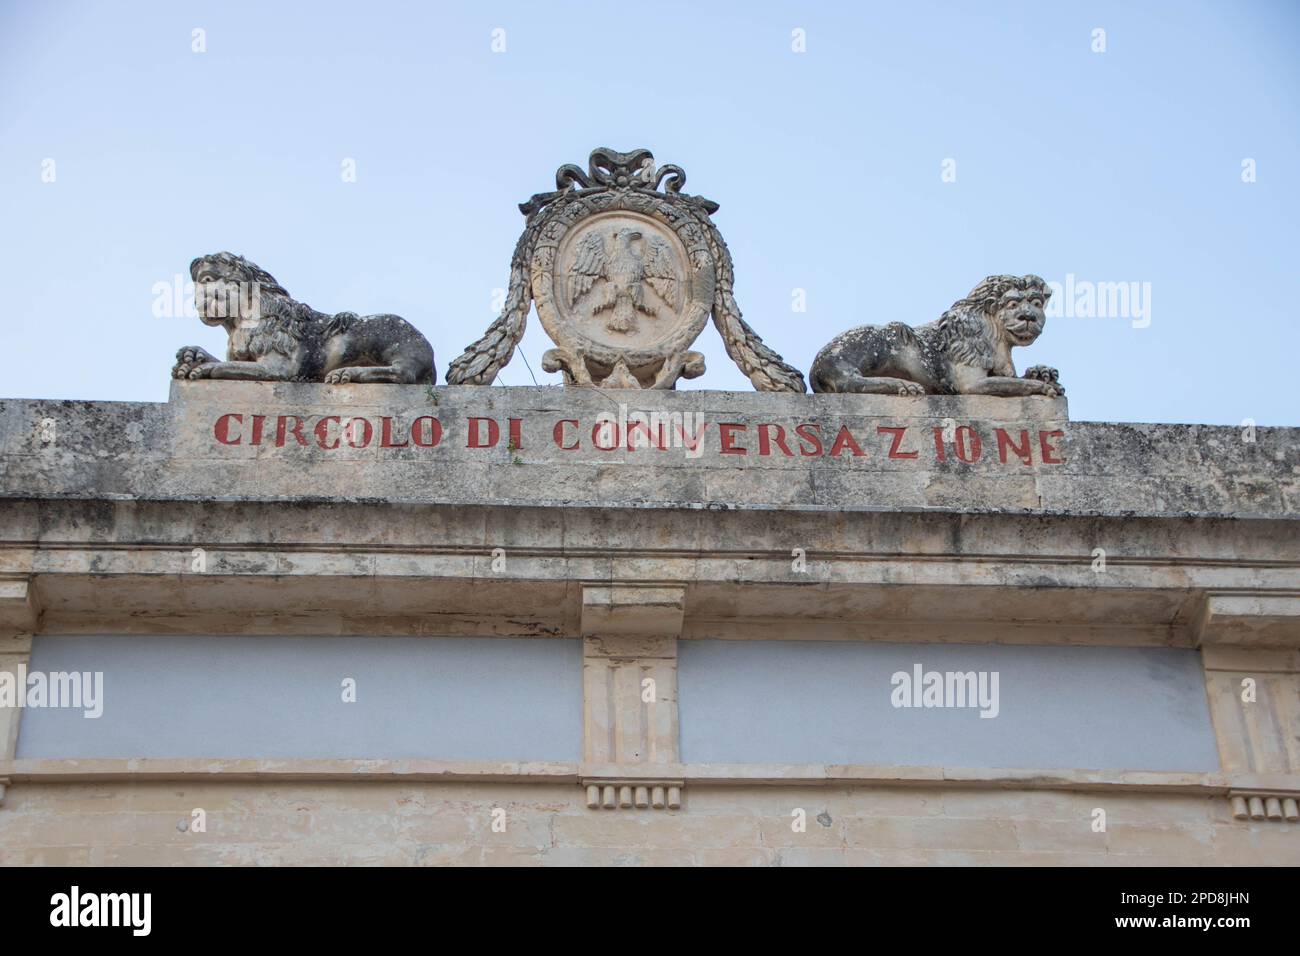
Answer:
[567,228,679,334]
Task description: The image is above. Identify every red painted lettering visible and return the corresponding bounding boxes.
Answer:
[758,424,794,457]
[1039,429,1065,464]
[592,421,621,451]
[624,419,667,451]
[214,413,243,445]
[345,417,373,449]
[276,415,308,447]
[795,423,823,457]
[954,426,982,463]
[829,425,866,458]
[995,428,1032,465]
[314,416,341,450]
[719,423,748,455]
[553,419,579,450]
[411,416,442,447]
[676,421,707,454]
[468,417,500,448]
[877,426,918,459]
[381,416,409,448]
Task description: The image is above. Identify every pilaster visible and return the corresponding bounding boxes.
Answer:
[580,585,683,809]
[1200,635,1300,825]
[0,576,39,806]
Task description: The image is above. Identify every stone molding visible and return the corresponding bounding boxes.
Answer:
[1,497,1294,648]
[1195,591,1300,647]
[1229,790,1300,822]
[3,758,1296,798]
[581,585,685,640]
[8,755,1299,823]
[0,576,39,638]
[582,779,683,810]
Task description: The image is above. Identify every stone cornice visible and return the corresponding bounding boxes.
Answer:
[4,758,1297,799]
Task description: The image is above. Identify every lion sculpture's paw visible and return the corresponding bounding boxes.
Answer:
[173,346,216,380]
[1024,365,1064,396]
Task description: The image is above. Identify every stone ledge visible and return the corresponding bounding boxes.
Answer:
[0,576,39,637]
[4,758,1296,798]
[167,380,1074,423]
[0,758,580,784]
[580,584,685,641]
[1194,591,1300,648]
[1202,645,1300,672]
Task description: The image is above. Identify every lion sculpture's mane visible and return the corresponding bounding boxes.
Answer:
[932,274,1050,371]
[192,253,358,375]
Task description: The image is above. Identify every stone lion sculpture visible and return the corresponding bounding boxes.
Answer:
[810,274,1063,397]
[172,252,435,384]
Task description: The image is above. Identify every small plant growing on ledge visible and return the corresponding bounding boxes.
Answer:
[507,437,523,466]
[424,384,439,406]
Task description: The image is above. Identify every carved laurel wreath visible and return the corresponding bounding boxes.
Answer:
[445,147,807,392]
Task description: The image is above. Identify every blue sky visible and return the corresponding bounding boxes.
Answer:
[1,0,1297,424]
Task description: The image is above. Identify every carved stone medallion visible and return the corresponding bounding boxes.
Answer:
[540,206,713,388]
[558,213,690,342]
[446,147,805,391]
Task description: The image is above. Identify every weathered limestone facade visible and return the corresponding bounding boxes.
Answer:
[0,382,1297,865]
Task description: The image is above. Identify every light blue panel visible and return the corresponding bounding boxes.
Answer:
[17,635,582,761]
[678,640,1219,771]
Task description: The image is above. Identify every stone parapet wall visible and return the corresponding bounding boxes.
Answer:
[0,382,1294,518]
